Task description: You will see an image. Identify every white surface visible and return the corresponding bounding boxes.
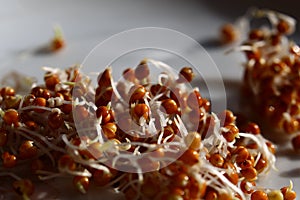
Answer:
[0,0,299,198]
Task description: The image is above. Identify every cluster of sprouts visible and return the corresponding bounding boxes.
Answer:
[224,9,300,150]
[0,58,296,199]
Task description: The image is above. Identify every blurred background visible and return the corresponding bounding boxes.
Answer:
[1,0,299,105]
[1,0,299,74]
[0,0,299,197]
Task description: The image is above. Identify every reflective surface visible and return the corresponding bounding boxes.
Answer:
[0,0,299,198]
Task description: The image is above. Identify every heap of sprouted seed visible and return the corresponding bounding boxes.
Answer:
[51,25,65,52]
[0,59,296,199]
[225,9,300,150]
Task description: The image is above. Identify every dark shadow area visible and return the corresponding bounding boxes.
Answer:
[33,45,53,55]
[13,44,54,61]
[199,37,223,50]
[275,148,300,159]
[223,79,242,111]
[191,77,242,113]
[280,167,300,178]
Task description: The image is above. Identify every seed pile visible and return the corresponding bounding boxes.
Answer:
[0,59,296,199]
[230,9,300,150]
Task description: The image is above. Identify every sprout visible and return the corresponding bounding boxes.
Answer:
[0,58,295,200]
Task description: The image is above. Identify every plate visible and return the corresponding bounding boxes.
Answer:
[1,0,299,199]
